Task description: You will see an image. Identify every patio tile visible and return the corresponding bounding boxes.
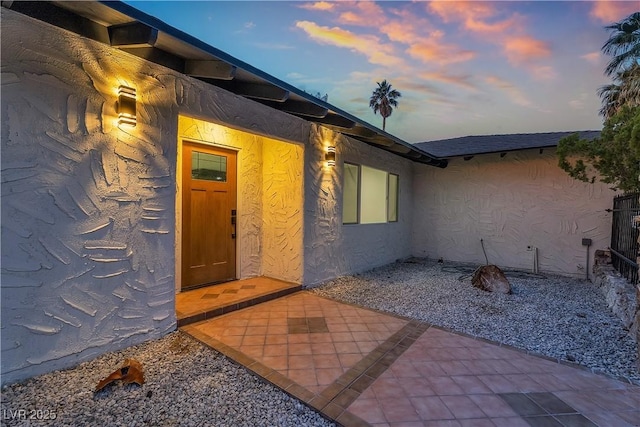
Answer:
[410,396,455,420]
[469,394,518,418]
[348,398,387,424]
[553,414,597,427]
[440,395,486,419]
[438,360,474,376]
[428,376,466,395]
[380,398,421,423]
[421,421,463,427]
[182,289,640,427]
[313,353,342,369]
[399,377,436,397]
[451,375,493,394]
[498,393,546,417]
[584,411,636,427]
[458,419,497,427]
[491,417,530,427]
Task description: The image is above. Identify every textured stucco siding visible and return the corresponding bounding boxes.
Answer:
[1,9,310,384]
[412,150,618,277]
[262,138,304,283]
[1,9,177,384]
[303,125,415,285]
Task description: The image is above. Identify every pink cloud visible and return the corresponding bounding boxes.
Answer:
[581,51,602,64]
[503,36,551,65]
[428,0,552,77]
[295,21,404,67]
[590,1,638,23]
[299,2,335,12]
[408,41,476,66]
[428,1,521,35]
[337,2,387,27]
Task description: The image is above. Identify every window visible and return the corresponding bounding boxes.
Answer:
[342,163,399,224]
[343,163,359,224]
[192,151,227,181]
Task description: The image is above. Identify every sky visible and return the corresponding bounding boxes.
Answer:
[125,1,639,142]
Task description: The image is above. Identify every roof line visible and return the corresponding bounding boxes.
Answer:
[99,1,445,167]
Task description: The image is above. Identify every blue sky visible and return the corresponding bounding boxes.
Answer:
[125,1,638,142]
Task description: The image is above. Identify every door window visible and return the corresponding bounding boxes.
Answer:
[192,151,227,182]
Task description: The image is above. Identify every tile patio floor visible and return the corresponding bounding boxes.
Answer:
[176,277,301,326]
[181,290,640,427]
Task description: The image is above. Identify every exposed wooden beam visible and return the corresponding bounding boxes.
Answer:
[184,60,236,80]
[340,126,378,139]
[7,1,110,44]
[312,114,356,129]
[360,134,396,147]
[385,143,412,154]
[213,81,289,102]
[120,47,184,72]
[109,22,158,48]
[261,100,328,118]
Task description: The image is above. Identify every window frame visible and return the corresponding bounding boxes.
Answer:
[387,173,399,223]
[342,162,399,225]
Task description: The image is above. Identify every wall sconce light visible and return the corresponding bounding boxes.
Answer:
[117,85,136,127]
[325,146,336,167]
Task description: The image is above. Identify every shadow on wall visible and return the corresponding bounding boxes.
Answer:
[1,19,177,384]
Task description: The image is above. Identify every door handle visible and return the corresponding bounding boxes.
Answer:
[231,209,236,239]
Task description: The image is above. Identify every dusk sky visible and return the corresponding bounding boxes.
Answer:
[125,1,639,142]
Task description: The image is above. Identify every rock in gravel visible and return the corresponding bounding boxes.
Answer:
[471,264,512,294]
[310,258,640,384]
[0,332,335,427]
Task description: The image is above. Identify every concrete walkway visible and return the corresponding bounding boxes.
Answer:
[181,291,640,427]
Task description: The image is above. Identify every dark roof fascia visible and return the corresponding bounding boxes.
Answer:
[452,143,559,158]
[93,1,447,168]
[416,131,600,159]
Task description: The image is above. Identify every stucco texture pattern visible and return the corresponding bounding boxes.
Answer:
[412,151,618,277]
[1,10,178,383]
[1,9,311,384]
[303,124,415,285]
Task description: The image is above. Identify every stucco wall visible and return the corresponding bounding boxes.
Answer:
[1,8,311,384]
[262,138,304,283]
[1,9,177,384]
[412,150,618,277]
[303,124,415,285]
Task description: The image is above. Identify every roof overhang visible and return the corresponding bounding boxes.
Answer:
[3,0,447,168]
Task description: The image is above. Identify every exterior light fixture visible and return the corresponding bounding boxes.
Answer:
[117,85,136,127]
[325,146,336,167]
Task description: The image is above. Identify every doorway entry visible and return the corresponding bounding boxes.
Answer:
[181,141,237,290]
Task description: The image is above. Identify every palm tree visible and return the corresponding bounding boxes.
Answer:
[598,64,640,118]
[602,12,640,77]
[598,12,640,118]
[369,80,401,131]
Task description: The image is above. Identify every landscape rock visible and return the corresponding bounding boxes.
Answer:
[471,265,512,294]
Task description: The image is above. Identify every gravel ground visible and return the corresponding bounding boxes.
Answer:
[310,258,640,385]
[0,332,335,427]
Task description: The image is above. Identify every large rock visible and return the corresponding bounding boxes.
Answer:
[471,265,512,294]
